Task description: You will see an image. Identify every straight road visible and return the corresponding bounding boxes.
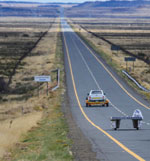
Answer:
[61,17,150,161]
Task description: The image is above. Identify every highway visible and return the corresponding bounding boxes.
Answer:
[61,17,150,161]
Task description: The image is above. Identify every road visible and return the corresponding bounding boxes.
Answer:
[61,17,150,161]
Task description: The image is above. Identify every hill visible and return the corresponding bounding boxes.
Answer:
[66,0,150,18]
[0,1,60,17]
[75,0,150,8]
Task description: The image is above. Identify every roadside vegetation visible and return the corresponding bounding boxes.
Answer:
[0,18,73,161]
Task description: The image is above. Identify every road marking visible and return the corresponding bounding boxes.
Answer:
[70,33,150,126]
[69,34,101,90]
[69,33,129,117]
[69,27,150,126]
[62,29,145,161]
[73,30,150,110]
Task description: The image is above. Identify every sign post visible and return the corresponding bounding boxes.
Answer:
[34,76,51,96]
[124,57,136,72]
[47,82,48,96]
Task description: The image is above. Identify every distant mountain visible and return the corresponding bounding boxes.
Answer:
[75,0,150,8]
[38,4,60,8]
[47,2,79,4]
[0,1,60,17]
[66,0,150,18]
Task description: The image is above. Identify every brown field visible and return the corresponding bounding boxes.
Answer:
[0,17,55,90]
[68,18,150,91]
[0,17,60,158]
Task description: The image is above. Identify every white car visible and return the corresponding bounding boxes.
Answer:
[85,90,109,107]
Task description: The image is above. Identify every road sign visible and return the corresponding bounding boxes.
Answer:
[124,57,136,62]
[124,57,136,71]
[34,76,51,82]
[111,45,120,51]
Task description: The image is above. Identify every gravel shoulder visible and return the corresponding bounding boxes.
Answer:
[62,82,100,161]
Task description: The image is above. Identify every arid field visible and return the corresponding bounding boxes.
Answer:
[0,17,60,158]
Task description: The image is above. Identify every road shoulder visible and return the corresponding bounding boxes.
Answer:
[62,84,99,161]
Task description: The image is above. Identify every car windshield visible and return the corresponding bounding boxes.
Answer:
[91,91,102,94]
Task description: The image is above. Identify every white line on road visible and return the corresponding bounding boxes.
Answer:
[69,33,150,126]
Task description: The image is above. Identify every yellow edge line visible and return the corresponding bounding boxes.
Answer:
[63,32,145,161]
[75,33,150,110]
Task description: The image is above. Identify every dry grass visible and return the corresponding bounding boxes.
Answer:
[0,17,60,158]
[11,18,58,89]
[2,20,73,161]
[0,112,42,158]
[0,17,55,82]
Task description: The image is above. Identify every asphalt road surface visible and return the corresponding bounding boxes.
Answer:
[61,17,150,161]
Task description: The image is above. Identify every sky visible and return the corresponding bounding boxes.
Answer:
[0,0,101,3]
